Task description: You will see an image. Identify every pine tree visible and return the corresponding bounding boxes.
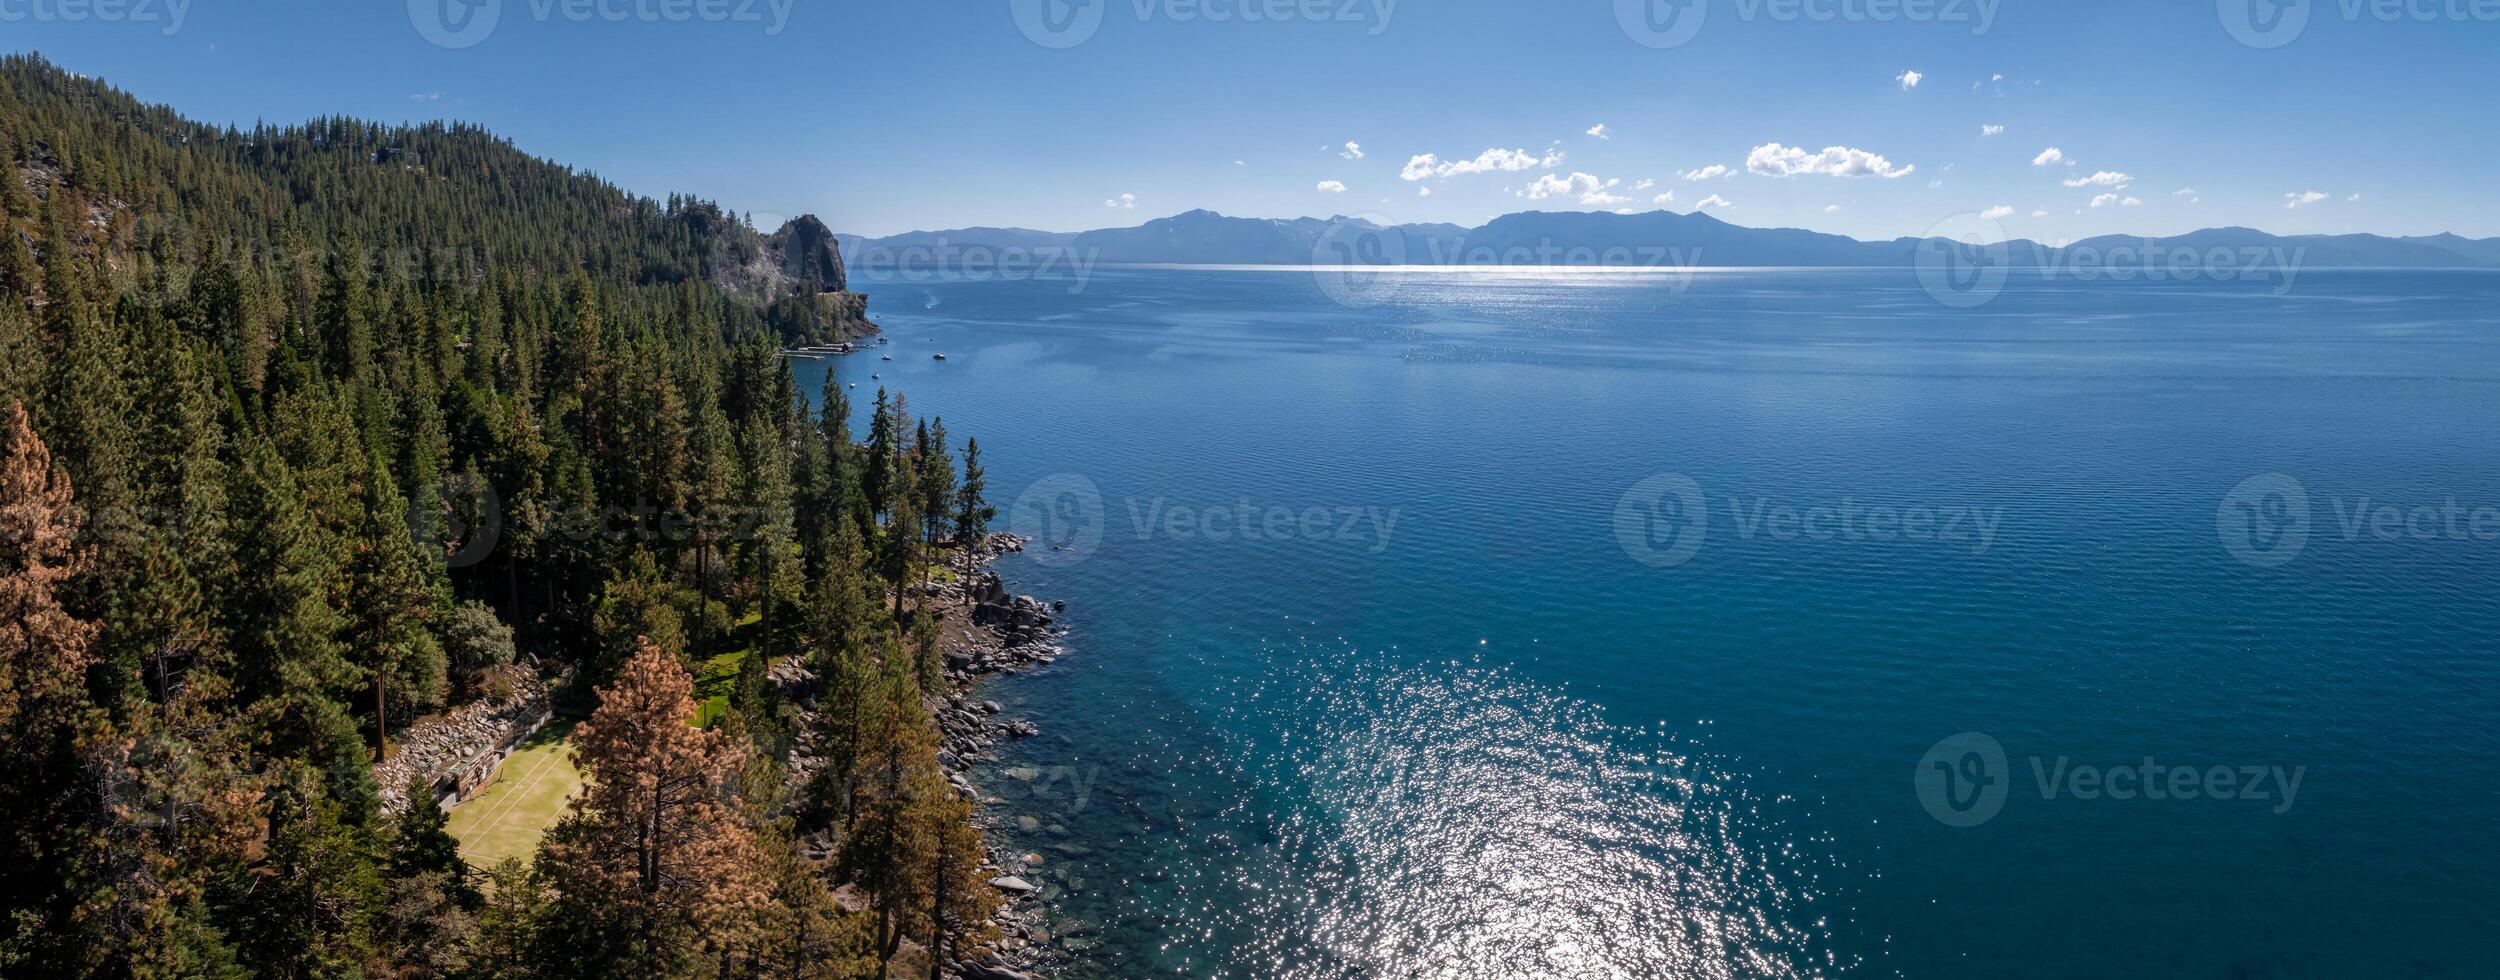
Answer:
[378,781,480,975]
[863,388,896,521]
[347,455,448,753]
[539,637,770,975]
[805,521,891,826]
[224,440,353,707]
[837,650,993,972]
[735,412,799,667]
[916,418,954,550]
[921,772,1001,980]
[590,549,689,682]
[878,440,921,626]
[238,769,384,976]
[685,388,737,655]
[953,436,993,550]
[749,839,879,979]
[316,245,375,383]
[0,401,96,728]
[0,401,104,963]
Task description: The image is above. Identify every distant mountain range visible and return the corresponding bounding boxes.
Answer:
[839,208,2500,270]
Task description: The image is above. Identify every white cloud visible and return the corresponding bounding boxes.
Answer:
[2031,209,2050,217]
[1927,179,1945,189]
[1340,142,1364,160]
[1981,205,2015,219]
[1896,69,1924,90]
[1680,164,1734,181]
[2089,193,2122,208]
[2348,193,2362,202]
[1235,160,1246,167]
[1316,180,1348,193]
[2062,171,2132,189]
[2284,190,2330,208]
[1418,186,1432,197]
[410,92,443,102]
[1634,178,1656,190]
[1746,143,1915,179]
[1981,124,2005,136]
[1527,172,1630,205]
[1824,204,1842,213]
[1992,73,2005,82]
[1653,191,1677,205]
[1401,148,1565,181]
[2032,147,2066,167]
[1694,193,1733,211]
[1105,193,1137,209]
[1587,124,1612,140]
[2173,187,2195,196]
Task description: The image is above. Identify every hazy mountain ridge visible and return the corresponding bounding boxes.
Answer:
[841,210,2500,269]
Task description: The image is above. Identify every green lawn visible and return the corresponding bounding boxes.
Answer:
[692,614,764,728]
[445,718,583,871]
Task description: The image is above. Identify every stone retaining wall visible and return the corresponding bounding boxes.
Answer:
[374,670,552,814]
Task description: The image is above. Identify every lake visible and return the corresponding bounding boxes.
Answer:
[809,266,2500,978]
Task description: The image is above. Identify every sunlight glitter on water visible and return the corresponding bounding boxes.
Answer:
[1204,652,1860,979]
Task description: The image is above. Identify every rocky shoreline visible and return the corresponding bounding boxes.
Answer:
[923,534,1068,980]
[773,533,1069,979]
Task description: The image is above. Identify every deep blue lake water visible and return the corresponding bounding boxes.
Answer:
[814,267,2500,978]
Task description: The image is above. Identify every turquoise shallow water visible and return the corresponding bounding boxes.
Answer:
[816,268,2500,978]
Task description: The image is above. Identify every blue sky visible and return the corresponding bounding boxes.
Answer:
[6,0,2495,239]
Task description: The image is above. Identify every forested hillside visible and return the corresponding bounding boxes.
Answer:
[0,54,1000,977]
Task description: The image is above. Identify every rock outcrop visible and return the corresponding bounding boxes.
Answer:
[773,214,848,293]
[704,209,879,343]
